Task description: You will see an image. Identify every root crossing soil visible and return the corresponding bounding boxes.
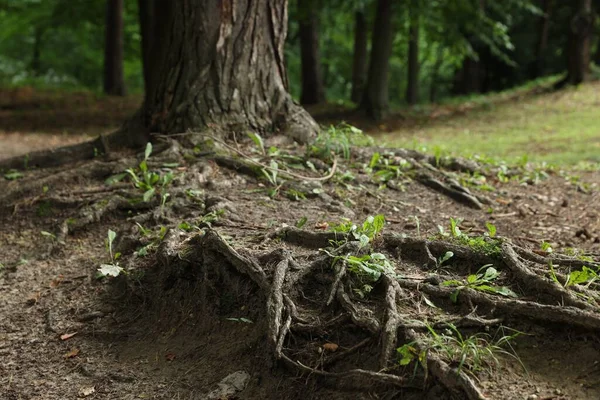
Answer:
[1,136,600,399]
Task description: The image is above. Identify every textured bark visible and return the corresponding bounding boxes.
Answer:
[361,0,394,121]
[350,11,368,104]
[104,0,126,96]
[406,3,419,105]
[298,0,325,105]
[137,0,155,92]
[531,0,553,79]
[565,0,593,85]
[141,0,317,144]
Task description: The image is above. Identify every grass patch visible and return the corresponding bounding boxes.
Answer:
[382,80,600,166]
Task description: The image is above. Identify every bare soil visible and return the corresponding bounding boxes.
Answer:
[1,133,600,400]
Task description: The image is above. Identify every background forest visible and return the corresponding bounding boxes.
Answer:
[1,0,597,108]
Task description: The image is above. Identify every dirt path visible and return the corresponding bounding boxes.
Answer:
[0,132,93,161]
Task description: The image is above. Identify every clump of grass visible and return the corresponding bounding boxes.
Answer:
[397,324,523,377]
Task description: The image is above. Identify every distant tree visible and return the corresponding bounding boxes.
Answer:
[350,9,368,103]
[406,0,420,105]
[298,0,325,105]
[531,0,553,79]
[104,0,126,96]
[361,0,394,121]
[559,0,592,86]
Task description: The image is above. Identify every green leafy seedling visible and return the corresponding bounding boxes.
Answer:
[443,264,517,302]
[98,229,123,278]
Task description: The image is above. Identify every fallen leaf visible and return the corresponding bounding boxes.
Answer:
[64,348,80,358]
[60,332,78,341]
[50,275,64,288]
[25,292,41,306]
[165,352,176,361]
[323,343,339,352]
[78,386,95,397]
[315,222,329,230]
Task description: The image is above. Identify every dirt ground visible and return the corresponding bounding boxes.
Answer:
[1,90,600,400]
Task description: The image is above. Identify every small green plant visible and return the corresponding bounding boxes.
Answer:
[398,324,523,376]
[125,143,174,202]
[308,123,373,162]
[98,229,123,277]
[485,222,497,238]
[442,265,518,302]
[247,132,265,155]
[296,216,308,229]
[565,266,598,288]
[540,241,553,254]
[438,218,502,257]
[330,214,385,247]
[439,251,454,266]
[4,170,23,180]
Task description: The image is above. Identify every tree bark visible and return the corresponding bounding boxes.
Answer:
[531,0,553,79]
[361,0,394,121]
[350,10,368,104]
[104,0,126,96]
[561,0,593,86]
[138,0,317,144]
[137,0,155,92]
[406,2,419,105]
[298,0,325,105]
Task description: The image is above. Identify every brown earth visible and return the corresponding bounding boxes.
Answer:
[1,89,600,400]
[1,135,600,400]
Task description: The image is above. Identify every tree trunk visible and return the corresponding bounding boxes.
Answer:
[563,0,593,85]
[298,0,325,105]
[361,0,394,121]
[139,0,317,144]
[405,2,419,105]
[137,0,155,92]
[104,0,126,96]
[350,10,368,104]
[30,27,44,77]
[531,0,553,79]
[429,45,443,103]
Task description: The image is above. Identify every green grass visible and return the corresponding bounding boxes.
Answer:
[382,80,600,167]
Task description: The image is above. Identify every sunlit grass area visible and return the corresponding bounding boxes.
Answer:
[382,80,600,167]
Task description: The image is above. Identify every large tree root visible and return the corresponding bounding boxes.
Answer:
[134,225,600,399]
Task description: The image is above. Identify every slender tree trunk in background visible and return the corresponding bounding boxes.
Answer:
[561,0,593,86]
[429,45,444,103]
[531,0,553,79]
[350,10,368,104]
[406,2,420,105]
[137,0,155,92]
[361,0,394,121]
[104,0,126,96]
[30,27,44,76]
[298,0,325,105]
[136,0,317,144]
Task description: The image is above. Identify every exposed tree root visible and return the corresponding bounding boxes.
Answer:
[127,225,600,399]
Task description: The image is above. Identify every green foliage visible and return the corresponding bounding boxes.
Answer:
[124,143,174,203]
[442,265,518,302]
[330,214,385,247]
[309,124,373,162]
[397,324,523,376]
[438,218,502,257]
